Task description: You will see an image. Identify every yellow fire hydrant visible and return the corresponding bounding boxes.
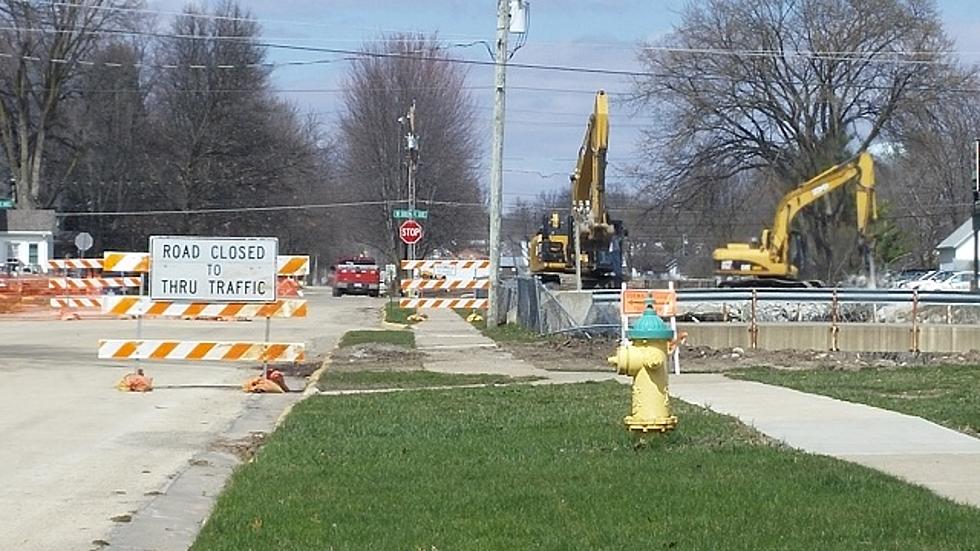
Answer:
[608,302,678,433]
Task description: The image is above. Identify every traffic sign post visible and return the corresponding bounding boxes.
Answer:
[399,219,423,245]
[0,199,13,209]
[75,232,93,258]
[393,209,428,220]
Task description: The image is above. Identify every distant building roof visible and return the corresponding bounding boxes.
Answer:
[936,218,973,250]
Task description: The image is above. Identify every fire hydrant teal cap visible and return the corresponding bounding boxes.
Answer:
[629,303,674,340]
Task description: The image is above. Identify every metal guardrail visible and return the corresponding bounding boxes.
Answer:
[591,288,980,306]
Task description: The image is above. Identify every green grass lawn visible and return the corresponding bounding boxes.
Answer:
[457,310,541,343]
[730,365,979,437]
[384,302,419,325]
[192,382,980,550]
[337,329,415,349]
[318,369,540,391]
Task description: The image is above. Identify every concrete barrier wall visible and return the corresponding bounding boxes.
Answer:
[679,323,751,349]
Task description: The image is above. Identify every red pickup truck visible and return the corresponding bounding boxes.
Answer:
[332,257,381,297]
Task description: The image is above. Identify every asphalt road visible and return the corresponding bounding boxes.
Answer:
[0,289,381,551]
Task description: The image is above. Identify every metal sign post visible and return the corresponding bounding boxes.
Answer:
[973,139,979,293]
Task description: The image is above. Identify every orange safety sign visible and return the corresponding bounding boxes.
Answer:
[98,339,305,362]
[621,289,677,317]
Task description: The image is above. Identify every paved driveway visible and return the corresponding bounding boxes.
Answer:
[0,289,381,550]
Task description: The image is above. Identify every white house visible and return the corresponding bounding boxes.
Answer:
[1,229,53,273]
[935,218,978,272]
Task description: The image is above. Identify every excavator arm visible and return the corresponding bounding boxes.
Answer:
[766,152,876,260]
[713,152,876,284]
[570,90,611,236]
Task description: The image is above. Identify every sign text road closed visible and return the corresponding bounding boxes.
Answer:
[150,236,278,302]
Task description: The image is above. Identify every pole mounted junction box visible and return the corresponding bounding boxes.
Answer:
[509,0,529,33]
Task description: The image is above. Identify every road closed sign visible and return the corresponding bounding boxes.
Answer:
[150,236,278,302]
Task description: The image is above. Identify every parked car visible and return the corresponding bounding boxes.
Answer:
[907,270,953,291]
[889,269,932,288]
[935,271,974,291]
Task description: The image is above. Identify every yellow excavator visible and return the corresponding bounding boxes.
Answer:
[529,90,627,288]
[713,152,877,287]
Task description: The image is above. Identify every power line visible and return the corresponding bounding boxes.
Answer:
[56,198,485,217]
[1,22,965,85]
[37,1,487,42]
[13,7,971,68]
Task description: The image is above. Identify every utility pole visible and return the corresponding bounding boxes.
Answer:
[973,139,979,293]
[405,100,419,262]
[487,0,510,326]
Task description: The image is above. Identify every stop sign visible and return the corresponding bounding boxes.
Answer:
[399,219,423,245]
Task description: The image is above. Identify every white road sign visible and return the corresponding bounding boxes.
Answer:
[149,236,278,302]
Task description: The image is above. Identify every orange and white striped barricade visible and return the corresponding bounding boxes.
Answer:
[277,255,310,277]
[103,252,311,276]
[620,283,683,375]
[49,277,142,291]
[98,340,305,363]
[47,258,103,277]
[50,297,104,309]
[398,298,489,309]
[102,251,150,273]
[102,296,308,320]
[400,259,490,273]
[49,296,105,320]
[399,259,491,310]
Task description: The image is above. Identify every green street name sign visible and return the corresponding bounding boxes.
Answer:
[0,199,13,209]
[393,208,428,220]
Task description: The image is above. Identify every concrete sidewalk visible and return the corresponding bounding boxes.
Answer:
[412,310,622,385]
[412,312,980,507]
[671,374,980,507]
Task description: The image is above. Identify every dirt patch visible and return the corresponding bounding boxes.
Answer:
[212,432,268,462]
[267,360,323,378]
[503,336,618,372]
[681,347,980,372]
[497,337,980,373]
[329,343,425,372]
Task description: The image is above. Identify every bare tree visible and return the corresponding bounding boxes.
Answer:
[630,0,965,281]
[876,88,980,267]
[337,34,484,264]
[150,2,323,242]
[0,0,139,209]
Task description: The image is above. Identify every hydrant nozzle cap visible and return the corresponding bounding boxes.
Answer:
[628,303,675,340]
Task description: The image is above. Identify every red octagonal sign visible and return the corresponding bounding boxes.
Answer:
[399,219,423,245]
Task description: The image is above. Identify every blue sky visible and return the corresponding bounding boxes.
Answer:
[150,1,980,208]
